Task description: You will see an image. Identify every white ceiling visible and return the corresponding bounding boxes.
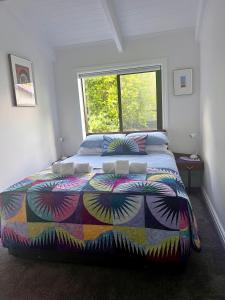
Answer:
[3,0,200,51]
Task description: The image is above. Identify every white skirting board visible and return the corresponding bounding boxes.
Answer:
[201,187,225,250]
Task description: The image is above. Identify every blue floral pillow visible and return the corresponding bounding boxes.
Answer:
[102,135,147,156]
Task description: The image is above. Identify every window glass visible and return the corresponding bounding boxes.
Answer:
[83,75,119,133]
[120,72,157,131]
[81,69,162,134]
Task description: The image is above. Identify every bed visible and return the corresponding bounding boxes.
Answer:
[0,133,200,265]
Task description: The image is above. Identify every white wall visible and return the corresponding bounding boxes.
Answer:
[55,29,200,156]
[0,7,59,191]
[200,0,225,231]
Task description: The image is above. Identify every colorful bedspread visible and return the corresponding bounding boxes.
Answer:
[0,168,200,263]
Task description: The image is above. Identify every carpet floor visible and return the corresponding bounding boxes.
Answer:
[0,191,225,300]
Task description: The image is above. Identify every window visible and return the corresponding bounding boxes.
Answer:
[80,66,162,134]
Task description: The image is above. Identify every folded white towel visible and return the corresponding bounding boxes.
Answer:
[75,163,92,173]
[52,162,61,174]
[60,162,75,176]
[115,160,129,175]
[129,162,147,174]
[102,162,115,173]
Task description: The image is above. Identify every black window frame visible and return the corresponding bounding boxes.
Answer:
[81,69,163,135]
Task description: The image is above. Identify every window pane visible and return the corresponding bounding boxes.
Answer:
[83,75,119,133]
[120,72,157,131]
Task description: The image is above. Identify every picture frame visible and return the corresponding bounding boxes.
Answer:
[173,68,192,95]
[9,54,36,106]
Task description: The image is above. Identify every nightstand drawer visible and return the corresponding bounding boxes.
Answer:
[176,162,204,171]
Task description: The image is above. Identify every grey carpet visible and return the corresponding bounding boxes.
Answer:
[0,192,225,300]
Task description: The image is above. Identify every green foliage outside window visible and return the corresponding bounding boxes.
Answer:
[84,75,119,132]
[121,72,157,131]
[83,71,157,133]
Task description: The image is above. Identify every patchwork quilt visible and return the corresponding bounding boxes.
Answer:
[0,167,200,263]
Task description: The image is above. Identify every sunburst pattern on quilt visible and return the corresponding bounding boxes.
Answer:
[28,180,63,192]
[0,192,24,219]
[113,180,176,196]
[147,173,184,191]
[146,195,188,230]
[52,176,89,192]
[87,174,117,191]
[83,193,143,224]
[27,192,80,222]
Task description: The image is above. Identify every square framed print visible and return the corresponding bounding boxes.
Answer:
[174,68,192,95]
[9,54,36,106]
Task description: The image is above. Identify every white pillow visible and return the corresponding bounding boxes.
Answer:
[145,144,168,154]
[77,146,102,155]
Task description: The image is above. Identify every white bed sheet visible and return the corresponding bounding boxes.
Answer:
[63,150,178,172]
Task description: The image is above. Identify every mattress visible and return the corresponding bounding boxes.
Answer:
[63,150,178,172]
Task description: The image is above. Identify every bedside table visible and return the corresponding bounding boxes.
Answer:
[173,153,204,191]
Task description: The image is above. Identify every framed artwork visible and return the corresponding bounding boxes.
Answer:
[174,68,192,95]
[9,54,36,106]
